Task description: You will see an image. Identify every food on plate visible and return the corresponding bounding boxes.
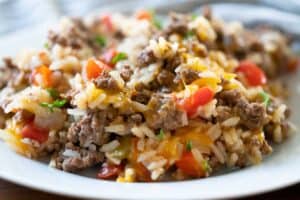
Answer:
[0,8,298,182]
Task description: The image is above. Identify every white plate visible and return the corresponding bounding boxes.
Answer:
[0,2,300,199]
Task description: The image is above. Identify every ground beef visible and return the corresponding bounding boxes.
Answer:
[127,113,144,124]
[120,65,133,82]
[217,90,241,106]
[164,13,188,36]
[0,57,28,90]
[3,57,18,68]
[114,30,125,39]
[177,68,199,84]
[145,94,188,131]
[217,90,266,129]
[48,18,98,51]
[54,142,104,172]
[0,109,6,129]
[131,89,151,105]
[0,57,17,89]
[93,71,120,90]
[62,152,103,172]
[67,110,108,147]
[13,110,34,123]
[137,49,156,67]
[235,99,266,130]
[0,68,14,89]
[164,54,181,72]
[157,70,175,86]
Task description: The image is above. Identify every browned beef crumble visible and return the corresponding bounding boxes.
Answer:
[54,142,104,172]
[131,89,151,105]
[3,57,18,68]
[0,109,6,129]
[217,89,241,106]
[157,69,175,86]
[164,54,181,72]
[217,89,267,130]
[177,68,199,84]
[145,94,188,130]
[0,57,28,90]
[164,13,188,36]
[137,49,157,67]
[235,99,266,130]
[93,71,120,90]
[120,65,133,81]
[13,110,35,123]
[48,18,100,51]
[67,110,109,147]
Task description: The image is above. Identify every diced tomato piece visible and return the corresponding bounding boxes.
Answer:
[31,65,53,88]
[287,58,299,72]
[85,58,109,80]
[97,163,123,180]
[101,14,114,32]
[236,60,267,86]
[175,151,205,177]
[21,122,49,143]
[135,10,152,20]
[101,48,117,66]
[179,87,214,117]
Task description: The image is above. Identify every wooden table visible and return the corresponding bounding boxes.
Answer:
[0,178,298,200]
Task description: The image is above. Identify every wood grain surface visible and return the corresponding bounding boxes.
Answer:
[0,178,299,200]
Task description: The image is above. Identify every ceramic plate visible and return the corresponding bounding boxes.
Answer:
[0,1,299,199]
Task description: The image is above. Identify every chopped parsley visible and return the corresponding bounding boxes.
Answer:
[184,30,195,39]
[44,42,49,49]
[112,52,127,64]
[46,88,60,99]
[260,91,270,106]
[153,17,162,29]
[40,99,67,112]
[149,10,162,29]
[95,35,106,47]
[191,13,198,20]
[157,129,165,140]
[186,140,193,151]
[201,160,212,173]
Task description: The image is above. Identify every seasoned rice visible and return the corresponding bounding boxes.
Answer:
[0,7,298,182]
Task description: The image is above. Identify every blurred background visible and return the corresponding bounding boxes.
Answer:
[0,0,300,36]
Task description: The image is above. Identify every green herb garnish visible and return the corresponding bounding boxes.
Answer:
[157,129,165,140]
[153,17,162,29]
[201,160,212,173]
[46,88,60,99]
[149,10,162,29]
[184,30,195,39]
[95,35,106,47]
[260,91,270,106]
[44,42,49,49]
[191,14,198,20]
[186,140,193,151]
[112,52,127,64]
[40,99,67,112]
